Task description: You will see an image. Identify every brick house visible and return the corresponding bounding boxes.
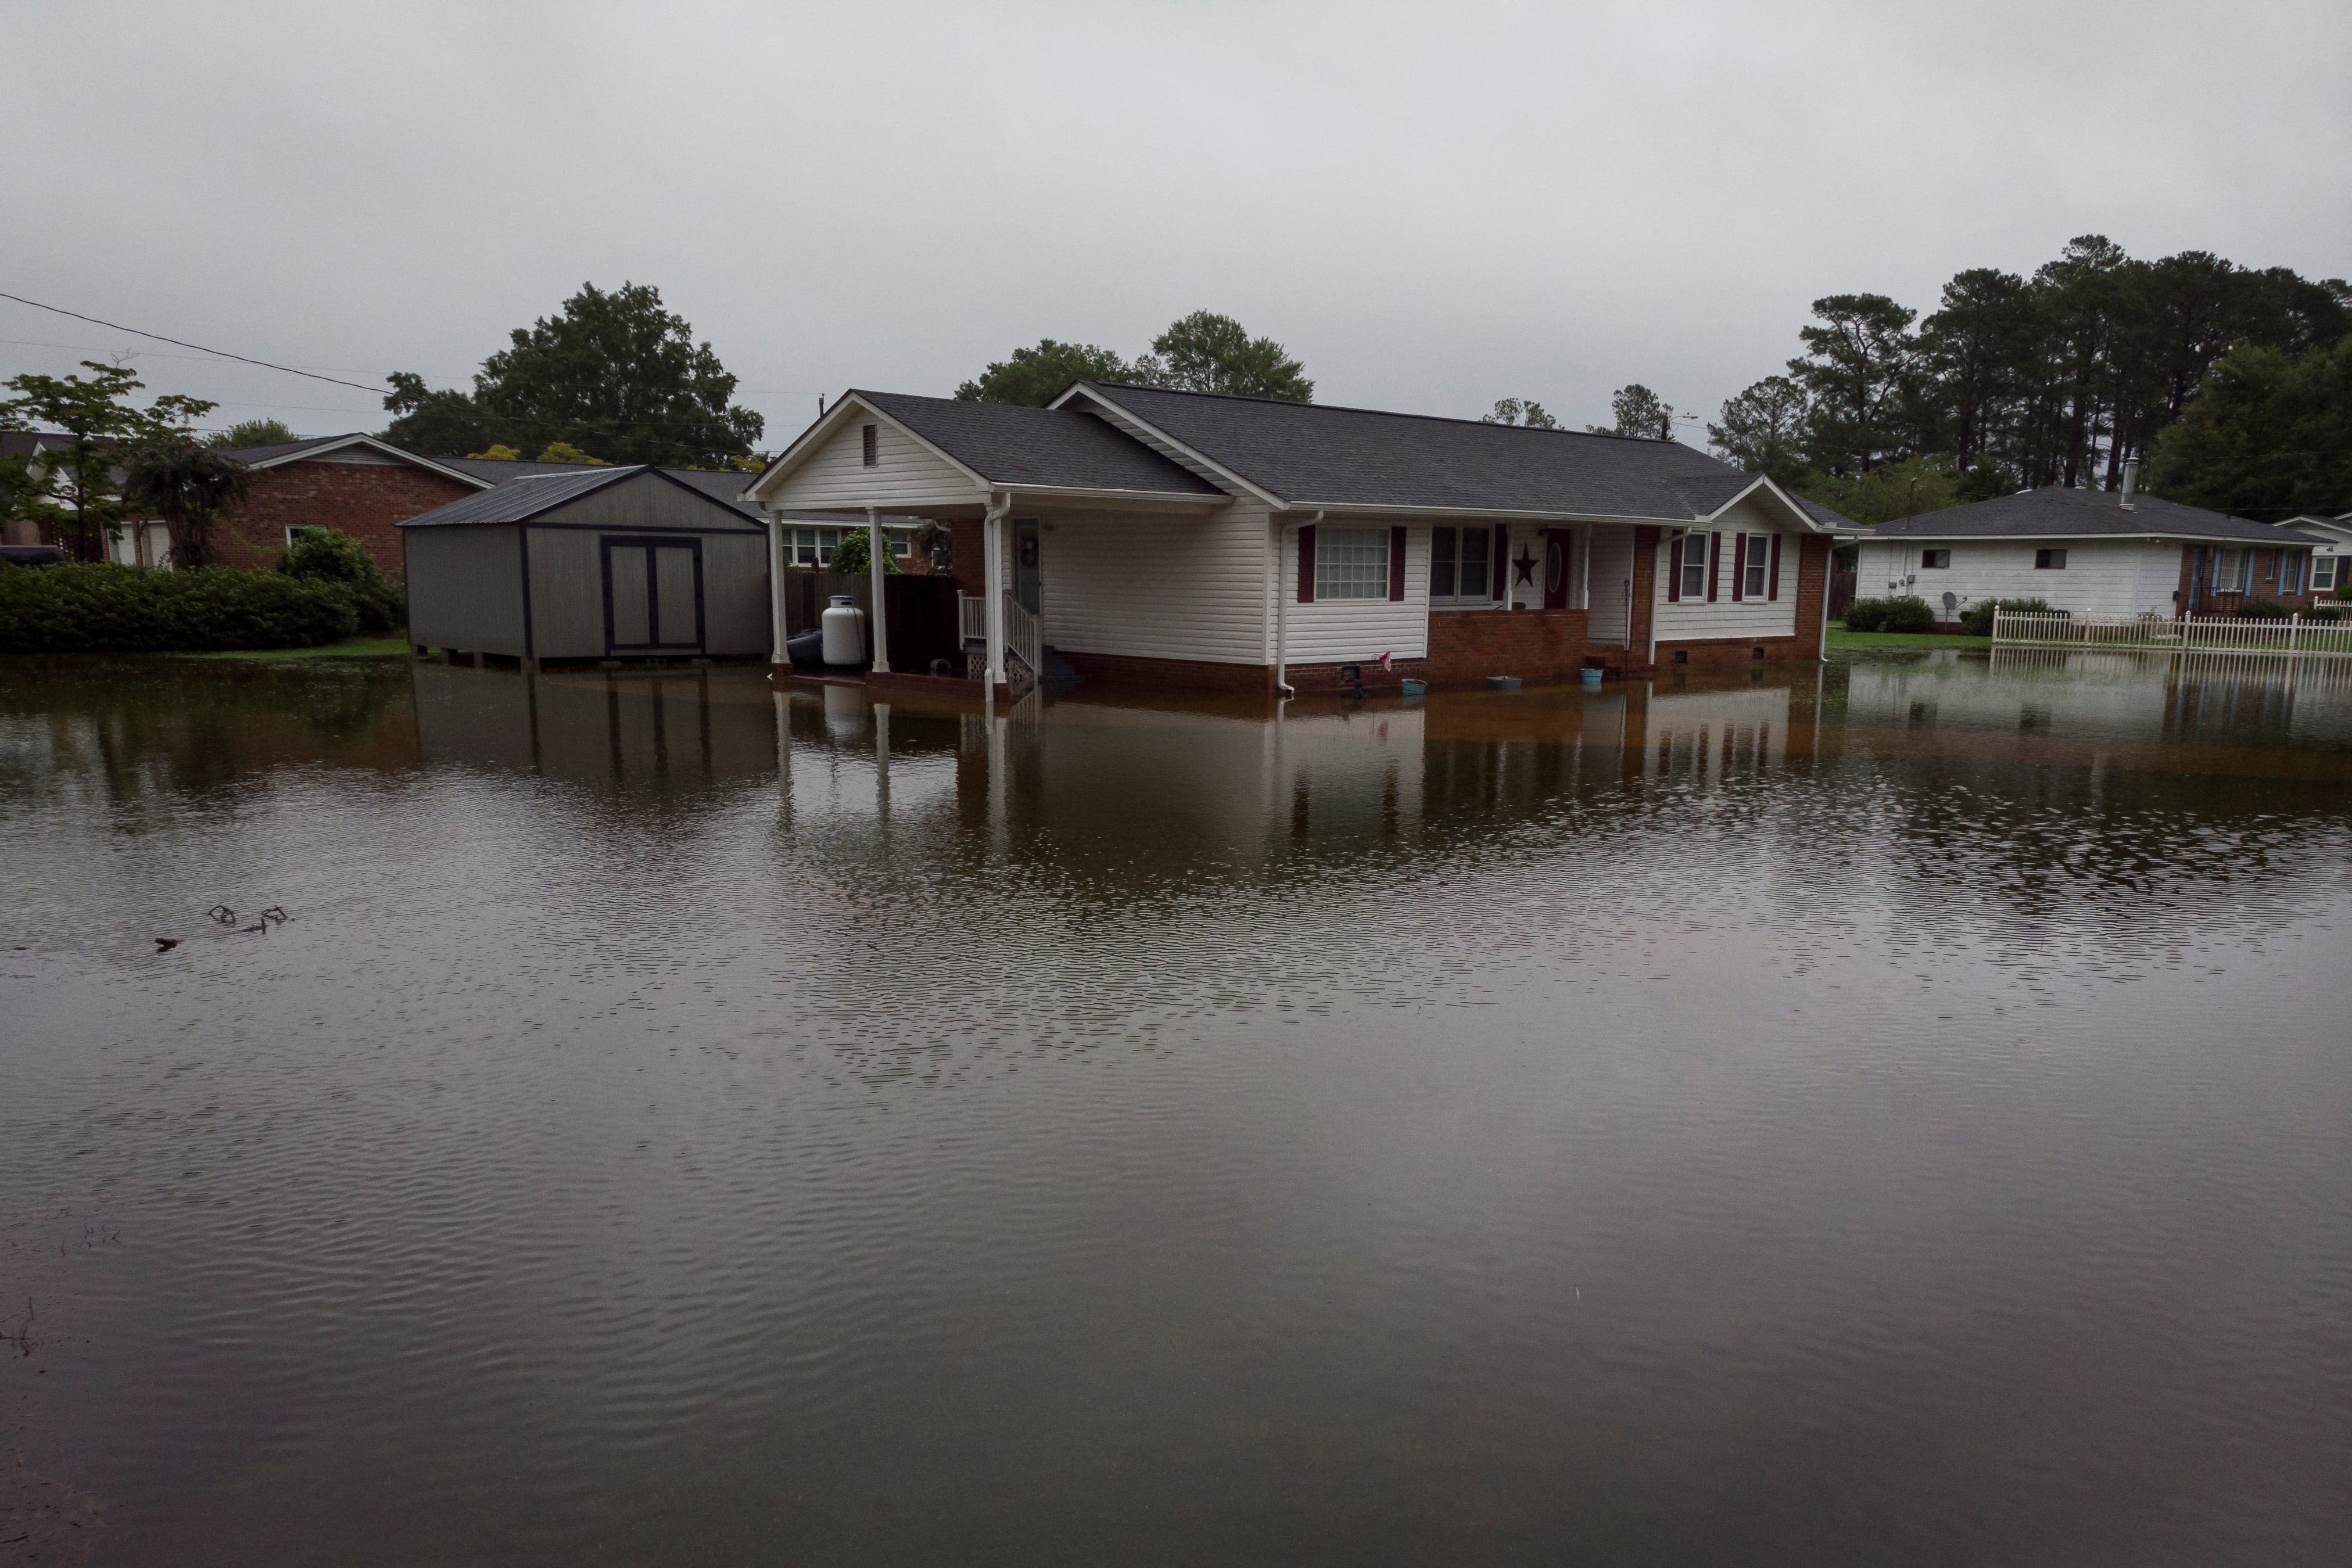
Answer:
[207,435,492,570]
[742,382,1857,695]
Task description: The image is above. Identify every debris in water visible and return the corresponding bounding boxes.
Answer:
[155,938,180,952]
[207,905,235,925]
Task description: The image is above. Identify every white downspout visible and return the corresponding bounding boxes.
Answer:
[766,511,788,668]
[1274,509,1321,699]
[1819,531,1835,664]
[1646,530,1668,670]
[866,505,890,674]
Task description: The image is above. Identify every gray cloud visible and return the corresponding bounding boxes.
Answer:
[5,0,2345,449]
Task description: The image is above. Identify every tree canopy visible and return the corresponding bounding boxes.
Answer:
[382,282,765,467]
[1592,385,1675,440]
[121,438,249,567]
[1706,236,2352,516]
[1482,398,1559,429]
[956,312,1313,407]
[2149,335,2352,516]
[205,418,295,450]
[2,362,215,559]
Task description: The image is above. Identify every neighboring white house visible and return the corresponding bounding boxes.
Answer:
[2277,511,2352,598]
[1859,483,2331,623]
[741,382,1858,695]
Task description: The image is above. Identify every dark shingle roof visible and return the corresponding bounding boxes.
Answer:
[1071,382,1785,520]
[218,434,354,463]
[1870,487,2322,543]
[396,465,756,529]
[851,391,1222,496]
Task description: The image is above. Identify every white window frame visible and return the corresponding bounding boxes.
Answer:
[2281,551,2304,594]
[1920,548,1951,570]
[1680,530,1709,600]
[1314,526,1390,601]
[788,526,844,567]
[1743,532,1770,598]
[2314,554,2340,593]
[285,523,327,548]
[2213,547,2249,593]
[2035,547,2068,571]
[1428,525,1494,605]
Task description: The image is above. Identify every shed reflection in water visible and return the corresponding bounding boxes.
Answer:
[2,648,2349,1566]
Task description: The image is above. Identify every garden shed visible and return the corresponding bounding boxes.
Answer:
[400,465,769,668]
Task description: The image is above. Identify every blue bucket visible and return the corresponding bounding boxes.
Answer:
[1580,667,1603,691]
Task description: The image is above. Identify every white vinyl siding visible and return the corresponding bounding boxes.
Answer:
[1285,522,1430,663]
[1037,502,1272,665]
[1653,528,1798,643]
[1853,537,2187,618]
[763,411,980,510]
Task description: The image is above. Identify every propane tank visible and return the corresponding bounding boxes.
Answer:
[819,595,866,665]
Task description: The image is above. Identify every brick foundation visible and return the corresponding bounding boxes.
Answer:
[1057,650,1278,697]
[211,460,479,572]
[1424,608,1586,687]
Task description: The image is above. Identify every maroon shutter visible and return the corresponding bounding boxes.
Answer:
[1388,526,1406,601]
[1297,524,1315,603]
[1668,537,1684,602]
[1732,534,1747,602]
[1493,525,1508,600]
[1768,534,1782,600]
[1707,532,1722,601]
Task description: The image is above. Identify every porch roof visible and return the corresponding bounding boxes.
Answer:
[852,392,1224,498]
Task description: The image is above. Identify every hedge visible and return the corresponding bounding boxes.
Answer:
[1959,597,2055,637]
[279,529,405,634]
[1842,595,1937,634]
[0,563,362,653]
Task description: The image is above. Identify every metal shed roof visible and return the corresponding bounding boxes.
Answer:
[395,465,753,529]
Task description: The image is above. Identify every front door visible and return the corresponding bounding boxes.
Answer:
[1543,529,1571,610]
[603,535,705,655]
[1014,519,1042,615]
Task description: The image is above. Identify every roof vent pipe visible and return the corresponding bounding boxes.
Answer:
[2120,457,2139,510]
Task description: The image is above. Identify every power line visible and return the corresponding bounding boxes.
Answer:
[0,290,387,395]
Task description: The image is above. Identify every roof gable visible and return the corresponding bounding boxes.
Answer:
[223,433,493,490]
[395,465,752,529]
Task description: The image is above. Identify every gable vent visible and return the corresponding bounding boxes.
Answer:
[861,424,878,467]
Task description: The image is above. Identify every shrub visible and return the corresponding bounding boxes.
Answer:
[278,528,404,633]
[2232,598,2294,620]
[1842,595,1934,633]
[1960,597,2056,637]
[0,562,359,653]
[827,529,899,576]
[2304,605,2342,623]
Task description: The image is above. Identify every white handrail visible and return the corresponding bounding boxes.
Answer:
[1002,592,1041,679]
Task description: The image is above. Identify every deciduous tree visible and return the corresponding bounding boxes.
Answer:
[121,437,249,568]
[1138,311,1313,401]
[2,363,213,560]
[955,340,1135,406]
[1481,398,1559,428]
[205,418,295,450]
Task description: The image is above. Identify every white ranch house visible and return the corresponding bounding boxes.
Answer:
[743,382,1855,698]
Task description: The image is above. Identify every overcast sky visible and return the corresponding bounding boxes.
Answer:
[5,0,2346,452]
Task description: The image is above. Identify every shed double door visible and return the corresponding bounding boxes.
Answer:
[603,536,705,655]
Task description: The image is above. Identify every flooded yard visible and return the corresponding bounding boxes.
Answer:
[2,648,2349,1564]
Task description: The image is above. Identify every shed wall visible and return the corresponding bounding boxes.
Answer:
[405,525,526,655]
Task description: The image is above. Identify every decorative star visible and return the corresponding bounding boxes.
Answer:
[1513,546,1539,586]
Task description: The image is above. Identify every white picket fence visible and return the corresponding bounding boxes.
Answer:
[1992,608,2352,657]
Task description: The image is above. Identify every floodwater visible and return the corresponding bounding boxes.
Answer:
[2,647,2349,1565]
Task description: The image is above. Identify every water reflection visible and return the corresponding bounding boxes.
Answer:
[2,651,2350,1565]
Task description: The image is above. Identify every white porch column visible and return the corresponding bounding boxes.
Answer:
[983,497,1008,691]
[866,505,890,673]
[1576,525,1592,610]
[766,513,788,665]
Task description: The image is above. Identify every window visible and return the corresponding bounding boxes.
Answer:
[2035,548,2068,570]
[285,523,327,548]
[888,526,916,559]
[2213,547,2250,592]
[861,424,878,467]
[1681,530,1709,599]
[2316,555,2340,592]
[1314,526,1390,600]
[787,526,843,566]
[2281,551,2304,594]
[1429,526,1492,601]
[1920,549,1951,569]
[1743,533,1770,598]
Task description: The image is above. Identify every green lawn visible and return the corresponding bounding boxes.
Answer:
[1828,626,1990,649]
[182,637,413,662]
